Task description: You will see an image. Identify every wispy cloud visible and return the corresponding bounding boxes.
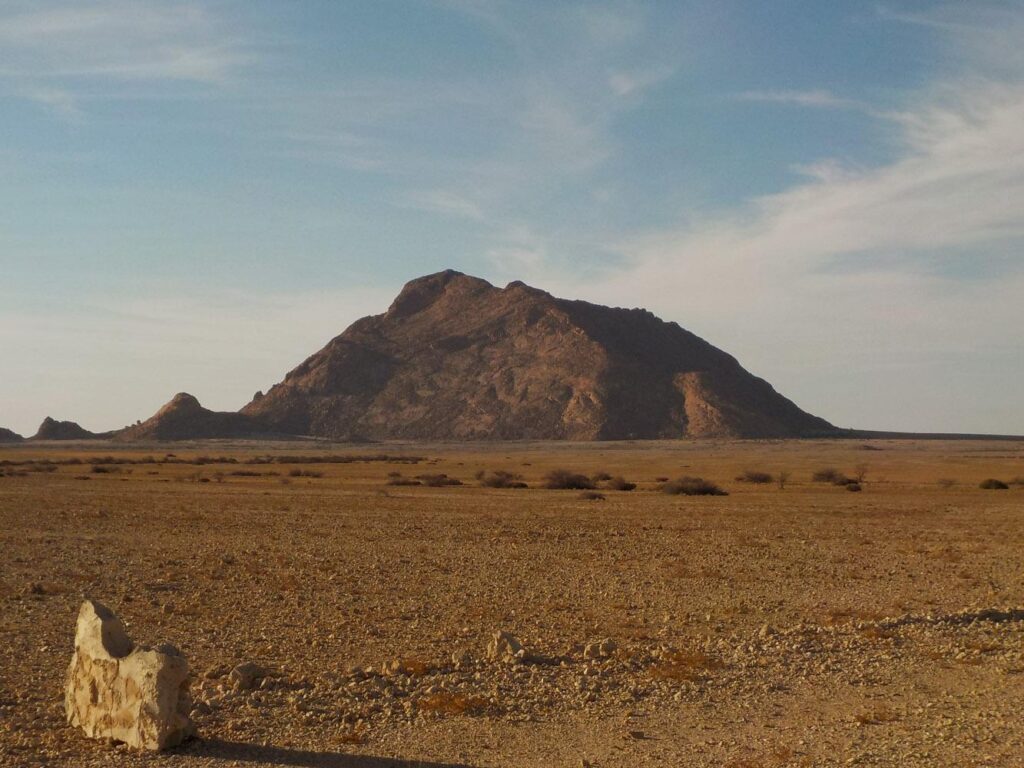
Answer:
[0,1,250,97]
[735,88,868,111]
[567,69,1024,431]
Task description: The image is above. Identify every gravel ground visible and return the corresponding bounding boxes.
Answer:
[1,439,1022,767]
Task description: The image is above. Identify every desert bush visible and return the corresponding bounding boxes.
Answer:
[543,469,596,490]
[579,491,605,501]
[604,476,636,491]
[654,476,669,483]
[478,470,528,489]
[735,470,773,484]
[777,470,791,490]
[845,482,862,492]
[979,478,1009,490]
[661,477,728,496]
[90,465,116,474]
[386,474,421,486]
[288,468,323,478]
[416,473,463,487]
[592,471,612,482]
[812,468,846,484]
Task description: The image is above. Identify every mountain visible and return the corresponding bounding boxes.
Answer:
[117,393,259,441]
[0,427,24,443]
[240,270,836,440]
[31,417,101,441]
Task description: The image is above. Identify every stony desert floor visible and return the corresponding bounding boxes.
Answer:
[1,438,1022,767]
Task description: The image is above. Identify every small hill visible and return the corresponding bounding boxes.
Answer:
[241,270,837,440]
[31,417,100,441]
[119,393,259,441]
[0,427,24,443]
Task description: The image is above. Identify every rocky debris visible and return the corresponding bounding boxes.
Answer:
[584,638,618,660]
[487,630,526,664]
[241,270,837,440]
[64,600,195,751]
[229,662,268,692]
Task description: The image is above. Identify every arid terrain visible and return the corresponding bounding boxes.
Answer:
[1,438,1022,767]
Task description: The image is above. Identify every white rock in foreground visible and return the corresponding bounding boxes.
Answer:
[65,599,195,751]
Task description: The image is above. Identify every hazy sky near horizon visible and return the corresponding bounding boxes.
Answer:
[2,0,1023,436]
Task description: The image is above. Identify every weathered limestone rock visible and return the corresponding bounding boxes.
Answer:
[65,600,195,751]
[583,638,617,660]
[486,630,525,664]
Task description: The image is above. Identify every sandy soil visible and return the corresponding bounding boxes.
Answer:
[1,438,1022,767]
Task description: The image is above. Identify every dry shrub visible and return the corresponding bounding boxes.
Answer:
[592,471,612,482]
[845,482,862,492]
[415,473,463,487]
[648,649,724,682]
[604,476,636,491]
[662,477,727,496]
[418,692,487,716]
[543,469,596,490]
[579,490,605,501]
[386,474,421,486]
[735,470,773,484]
[477,470,528,489]
[288,468,323,478]
[979,478,1009,490]
[855,707,900,725]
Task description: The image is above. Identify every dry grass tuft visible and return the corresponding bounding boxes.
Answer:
[543,469,596,490]
[662,477,727,496]
[418,692,488,716]
[648,649,724,682]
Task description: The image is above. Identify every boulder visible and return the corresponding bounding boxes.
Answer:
[65,600,195,751]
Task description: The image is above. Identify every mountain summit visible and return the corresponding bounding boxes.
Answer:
[240,270,835,440]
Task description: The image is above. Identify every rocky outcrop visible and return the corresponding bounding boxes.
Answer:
[118,393,259,441]
[31,417,100,441]
[241,270,837,440]
[65,600,195,751]
[0,427,24,443]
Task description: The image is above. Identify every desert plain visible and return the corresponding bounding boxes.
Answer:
[1,438,1022,767]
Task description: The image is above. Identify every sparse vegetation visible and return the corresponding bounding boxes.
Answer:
[386,473,421,486]
[777,470,791,490]
[579,490,605,501]
[415,473,463,487]
[812,467,847,484]
[288,468,324,478]
[476,470,528,489]
[543,469,596,490]
[979,478,1009,490]
[603,476,636,491]
[661,477,728,496]
[735,470,773,484]
[418,692,488,716]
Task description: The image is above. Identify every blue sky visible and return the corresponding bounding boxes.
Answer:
[2,1,1023,436]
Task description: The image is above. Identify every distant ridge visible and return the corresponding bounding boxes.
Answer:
[0,427,24,443]
[117,393,259,441]
[30,417,103,441]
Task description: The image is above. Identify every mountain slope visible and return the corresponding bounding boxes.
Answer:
[0,427,24,443]
[241,270,836,440]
